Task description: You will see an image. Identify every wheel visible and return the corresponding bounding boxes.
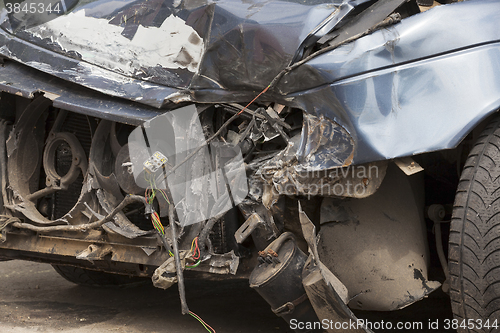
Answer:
[450,117,500,332]
[52,265,147,288]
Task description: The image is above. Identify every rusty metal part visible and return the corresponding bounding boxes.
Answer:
[76,244,113,263]
[267,249,278,257]
[394,157,424,176]
[260,154,387,199]
[11,195,148,233]
[0,223,246,277]
[88,119,150,237]
[0,229,168,269]
[257,114,388,199]
[238,201,281,250]
[152,250,190,290]
[5,96,95,225]
[26,132,88,201]
[318,164,441,311]
[234,213,265,244]
[185,251,239,275]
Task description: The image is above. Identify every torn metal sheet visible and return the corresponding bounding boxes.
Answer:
[298,203,348,303]
[303,261,372,333]
[258,125,387,198]
[317,0,407,46]
[0,34,181,108]
[282,1,500,92]
[0,61,162,125]
[279,0,500,164]
[258,112,354,172]
[298,202,371,333]
[318,164,441,311]
[0,0,369,103]
[28,11,204,73]
[201,251,239,275]
[0,1,497,166]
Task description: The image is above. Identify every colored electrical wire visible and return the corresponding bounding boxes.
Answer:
[150,173,171,204]
[236,85,270,116]
[157,188,171,204]
[150,211,165,235]
[190,237,197,252]
[145,169,201,266]
[186,260,201,268]
[185,236,201,268]
[143,164,212,329]
[193,237,201,260]
[144,173,170,237]
[189,311,216,333]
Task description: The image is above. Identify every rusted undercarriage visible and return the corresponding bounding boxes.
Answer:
[0,0,500,331]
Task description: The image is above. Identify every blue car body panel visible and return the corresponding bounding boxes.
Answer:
[0,0,498,167]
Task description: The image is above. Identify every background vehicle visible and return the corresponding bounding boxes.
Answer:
[0,0,499,331]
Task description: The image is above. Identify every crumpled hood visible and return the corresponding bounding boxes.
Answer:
[0,0,349,91]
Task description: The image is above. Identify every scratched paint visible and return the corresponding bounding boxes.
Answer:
[27,10,204,74]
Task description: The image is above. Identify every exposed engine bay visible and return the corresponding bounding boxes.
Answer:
[0,0,499,331]
[0,93,440,332]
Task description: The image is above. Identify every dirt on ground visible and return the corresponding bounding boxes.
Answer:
[0,260,454,333]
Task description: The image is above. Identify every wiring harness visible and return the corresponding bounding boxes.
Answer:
[144,173,214,332]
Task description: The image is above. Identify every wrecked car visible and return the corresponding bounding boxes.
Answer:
[0,0,499,331]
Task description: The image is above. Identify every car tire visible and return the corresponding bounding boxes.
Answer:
[450,117,500,332]
[52,265,148,288]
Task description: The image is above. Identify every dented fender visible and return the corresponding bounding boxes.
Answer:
[281,0,500,164]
